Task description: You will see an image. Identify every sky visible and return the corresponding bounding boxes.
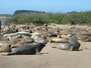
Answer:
[0,0,91,14]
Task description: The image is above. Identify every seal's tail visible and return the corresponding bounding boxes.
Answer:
[0,51,17,56]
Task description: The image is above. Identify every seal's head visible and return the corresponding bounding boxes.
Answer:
[39,40,47,44]
[67,33,73,37]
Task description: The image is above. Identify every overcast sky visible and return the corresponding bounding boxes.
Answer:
[0,0,91,14]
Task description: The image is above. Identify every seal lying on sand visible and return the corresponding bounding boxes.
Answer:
[56,42,80,51]
[56,44,74,51]
[76,33,91,42]
[4,32,32,40]
[68,36,80,51]
[55,34,80,51]
[2,40,47,56]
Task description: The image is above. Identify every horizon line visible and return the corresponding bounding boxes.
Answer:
[0,9,91,15]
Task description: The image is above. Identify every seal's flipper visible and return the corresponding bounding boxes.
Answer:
[0,53,10,56]
[35,48,40,54]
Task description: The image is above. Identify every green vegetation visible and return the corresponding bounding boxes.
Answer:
[9,10,91,25]
[14,10,45,15]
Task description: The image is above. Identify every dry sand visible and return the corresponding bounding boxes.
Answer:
[0,24,91,68]
[0,41,91,68]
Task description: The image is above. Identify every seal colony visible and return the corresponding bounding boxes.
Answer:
[0,24,91,56]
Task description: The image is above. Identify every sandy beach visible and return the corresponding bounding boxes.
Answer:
[0,40,91,68]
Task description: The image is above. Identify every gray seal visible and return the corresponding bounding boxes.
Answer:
[56,43,74,51]
[2,40,47,56]
[68,37,80,51]
[55,34,80,51]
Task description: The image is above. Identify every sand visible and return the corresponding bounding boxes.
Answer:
[0,24,91,68]
[0,41,91,68]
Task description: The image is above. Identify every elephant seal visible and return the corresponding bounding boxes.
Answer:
[69,37,80,50]
[56,43,74,51]
[4,32,32,40]
[49,37,69,43]
[2,40,47,56]
[76,32,91,42]
[55,34,80,51]
[77,32,91,36]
